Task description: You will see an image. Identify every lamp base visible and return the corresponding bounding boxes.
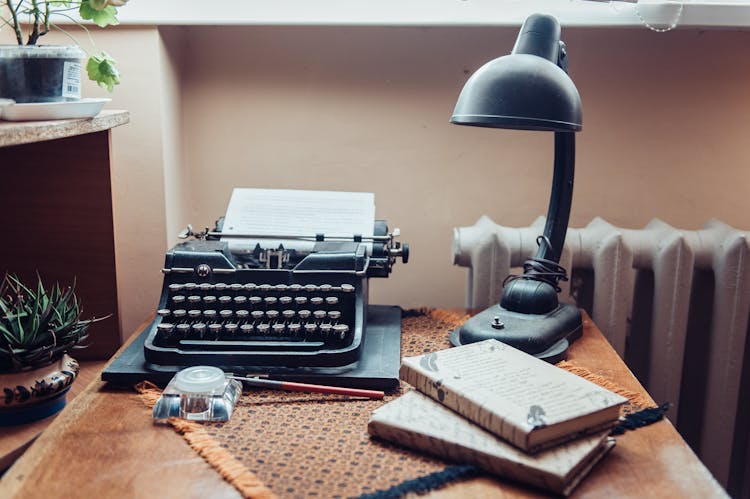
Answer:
[450,303,582,363]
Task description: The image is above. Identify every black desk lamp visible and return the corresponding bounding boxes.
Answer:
[450,13,583,361]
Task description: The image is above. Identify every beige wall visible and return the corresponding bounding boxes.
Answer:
[17,25,750,337]
[173,25,750,313]
[24,27,171,339]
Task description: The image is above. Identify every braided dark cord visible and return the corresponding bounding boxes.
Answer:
[355,465,481,499]
[502,236,569,292]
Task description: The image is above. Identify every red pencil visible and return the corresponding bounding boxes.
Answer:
[232,376,385,399]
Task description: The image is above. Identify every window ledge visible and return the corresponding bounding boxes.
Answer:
[116,1,750,29]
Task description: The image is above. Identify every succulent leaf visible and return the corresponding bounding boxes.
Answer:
[0,274,103,371]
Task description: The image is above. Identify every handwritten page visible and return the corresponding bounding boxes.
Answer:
[405,340,626,428]
[221,188,375,253]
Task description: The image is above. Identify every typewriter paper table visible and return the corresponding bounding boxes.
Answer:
[0,312,724,499]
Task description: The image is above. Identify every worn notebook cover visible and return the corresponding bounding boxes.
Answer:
[368,390,615,496]
[399,339,627,453]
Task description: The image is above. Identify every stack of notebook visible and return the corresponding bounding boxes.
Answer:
[367,339,627,496]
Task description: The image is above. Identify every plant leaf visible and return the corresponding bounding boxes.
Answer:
[79,2,119,28]
[86,52,120,92]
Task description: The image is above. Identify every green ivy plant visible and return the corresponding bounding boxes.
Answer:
[1,0,128,91]
[0,274,106,371]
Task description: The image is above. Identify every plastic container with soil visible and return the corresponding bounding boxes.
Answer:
[0,45,84,103]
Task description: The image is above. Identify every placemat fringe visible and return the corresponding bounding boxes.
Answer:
[135,382,277,499]
[426,309,472,329]
[400,307,471,328]
[555,360,653,408]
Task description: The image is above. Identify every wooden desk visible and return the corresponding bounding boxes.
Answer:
[0,360,106,471]
[0,313,727,498]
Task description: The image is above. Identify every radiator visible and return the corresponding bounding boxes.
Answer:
[452,215,750,489]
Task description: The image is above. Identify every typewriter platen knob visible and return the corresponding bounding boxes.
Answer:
[400,243,409,264]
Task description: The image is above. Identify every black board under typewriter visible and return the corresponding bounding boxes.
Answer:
[103,305,402,390]
[102,219,409,390]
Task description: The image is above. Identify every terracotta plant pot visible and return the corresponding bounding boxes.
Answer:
[0,45,84,103]
[0,353,79,426]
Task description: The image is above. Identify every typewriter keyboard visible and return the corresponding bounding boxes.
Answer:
[149,282,357,352]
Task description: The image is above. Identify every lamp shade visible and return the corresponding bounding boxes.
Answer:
[450,14,582,132]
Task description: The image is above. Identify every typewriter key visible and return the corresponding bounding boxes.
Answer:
[224,323,238,335]
[279,296,293,305]
[188,309,202,319]
[171,295,186,305]
[320,323,332,335]
[313,310,327,320]
[172,309,187,320]
[319,284,332,293]
[236,310,250,320]
[242,283,257,292]
[240,324,254,334]
[282,309,296,319]
[304,323,318,334]
[214,283,228,292]
[157,308,171,318]
[249,296,262,306]
[218,295,232,306]
[266,310,280,320]
[298,309,311,320]
[325,296,339,306]
[175,323,191,337]
[259,284,273,293]
[208,323,223,337]
[256,323,271,334]
[304,284,317,293]
[188,295,202,305]
[274,284,288,292]
[203,310,217,320]
[341,284,355,293]
[230,283,243,292]
[203,295,217,305]
[333,324,349,339]
[294,296,308,306]
[310,297,324,306]
[199,283,213,292]
[251,310,264,320]
[157,322,175,334]
[191,323,207,338]
[272,323,286,334]
[233,296,248,306]
[219,309,233,320]
[288,323,301,335]
[264,296,278,306]
[289,284,303,292]
[183,283,197,291]
[168,283,184,293]
[328,311,341,320]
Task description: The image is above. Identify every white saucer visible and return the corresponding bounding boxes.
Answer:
[0,98,111,121]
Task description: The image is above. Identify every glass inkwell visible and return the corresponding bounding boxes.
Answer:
[153,366,242,422]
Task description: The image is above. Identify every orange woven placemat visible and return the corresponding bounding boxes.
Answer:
[138,310,649,499]
[139,311,466,498]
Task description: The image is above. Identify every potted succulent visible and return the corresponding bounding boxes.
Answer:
[0,273,105,425]
[0,0,127,103]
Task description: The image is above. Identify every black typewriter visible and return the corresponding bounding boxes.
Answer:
[103,216,409,389]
